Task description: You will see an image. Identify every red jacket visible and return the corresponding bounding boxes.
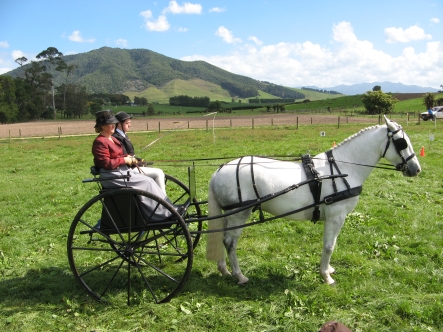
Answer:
[92,135,128,170]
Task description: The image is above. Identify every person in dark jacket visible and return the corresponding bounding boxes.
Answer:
[113,111,166,194]
[92,109,172,220]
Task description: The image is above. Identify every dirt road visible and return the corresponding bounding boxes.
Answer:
[0,113,379,139]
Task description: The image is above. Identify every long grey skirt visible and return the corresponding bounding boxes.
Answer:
[99,165,172,220]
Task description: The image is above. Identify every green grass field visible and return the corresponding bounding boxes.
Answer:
[104,93,443,119]
[0,118,442,331]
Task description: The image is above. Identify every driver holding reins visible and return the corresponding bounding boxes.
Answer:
[113,111,166,195]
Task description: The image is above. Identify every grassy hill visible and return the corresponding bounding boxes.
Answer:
[291,89,343,101]
[5,47,308,102]
[124,78,234,104]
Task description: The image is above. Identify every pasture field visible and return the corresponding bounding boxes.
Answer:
[0,119,442,331]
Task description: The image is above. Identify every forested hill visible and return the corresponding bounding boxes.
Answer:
[6,47,304,99]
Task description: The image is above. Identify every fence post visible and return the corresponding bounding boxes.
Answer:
[252,118,254,129]
[147,123,148,131]
[58,127,61,140]
[311,117,313,124]
[230,119,232,127]
[19,129,21,137]
[158,122,160,133]
[271,118,273,126]
[188,121,190,129]
[296,117,299,129]
[9,130,11,143]
[206,119,208,131]
[338,116,340,129]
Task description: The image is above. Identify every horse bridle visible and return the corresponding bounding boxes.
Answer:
[382,125,415,172]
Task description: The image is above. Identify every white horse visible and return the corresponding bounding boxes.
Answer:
[206,116,421,285]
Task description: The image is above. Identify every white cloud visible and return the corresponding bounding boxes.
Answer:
[11,50,26,60]
[181,21,443,89]
[115,39,128,47]
[385,25,432,43]
[209,7,225,13]
[216,26,242,44]
[178,27,188,32]
[431,17,440,23]
[0,41,9,48]
[248,36,262,46]
[140,10,153,19]
[163,1,202,14]
[143,14,170,32]
[69,30,96,43]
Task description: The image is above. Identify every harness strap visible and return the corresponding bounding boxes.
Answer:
[236,157,244,204]
[250,156,265,221]
[326,150,351,192]
[250,156,260,199]
[301,154,322,222]
[324,186,362,204]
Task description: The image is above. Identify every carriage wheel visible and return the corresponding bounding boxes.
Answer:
[67,188,193,305]
[164,174,203,250]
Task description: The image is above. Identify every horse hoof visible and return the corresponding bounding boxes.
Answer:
[237,276,249,285]
[238,280,249,286]
[329,281,336,287]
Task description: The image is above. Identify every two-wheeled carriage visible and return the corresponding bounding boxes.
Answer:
[66,166,203,305]
[67,117,421,305]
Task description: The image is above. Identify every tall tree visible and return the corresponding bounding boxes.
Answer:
[36,47,65,119]
[0,76,18,123]
[56,62,77,117]
[14,56,28,78]
[361,90,397,114]
[23,61,52,119]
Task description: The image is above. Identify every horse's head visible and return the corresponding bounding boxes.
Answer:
[382,116,421,177]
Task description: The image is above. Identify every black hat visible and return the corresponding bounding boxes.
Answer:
[94,109,119,128]
[115,111,133,122]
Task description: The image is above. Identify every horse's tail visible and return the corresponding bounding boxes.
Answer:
[206,178,225,262]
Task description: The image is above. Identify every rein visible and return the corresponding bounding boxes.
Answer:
[149,155,401,172]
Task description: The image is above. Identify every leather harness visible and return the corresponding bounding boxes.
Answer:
[219,152,362,223]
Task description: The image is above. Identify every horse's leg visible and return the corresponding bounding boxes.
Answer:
[216,219,231,277]
[220,210,251,284]
[224,228,249,284]
[320,215,346,285]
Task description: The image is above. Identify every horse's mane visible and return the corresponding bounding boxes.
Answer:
[334,124,382,148]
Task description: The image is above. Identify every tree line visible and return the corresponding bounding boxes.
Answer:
[301,87,341,94]
[0,47,89,123]
[169,95,210,107]
[0,47,156,123]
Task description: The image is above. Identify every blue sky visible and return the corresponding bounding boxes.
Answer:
[1,0,442,89]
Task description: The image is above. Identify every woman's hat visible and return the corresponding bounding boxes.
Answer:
[115,111,133,122]
[94,109,119,128]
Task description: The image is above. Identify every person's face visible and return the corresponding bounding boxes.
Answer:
[101,123,116,136]
[122,119,131,133]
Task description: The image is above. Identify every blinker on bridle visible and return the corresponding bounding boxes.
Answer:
[382,125,415,172]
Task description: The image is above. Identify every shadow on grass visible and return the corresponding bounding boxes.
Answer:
[183,268,321,302]
[0,265,322,309]
[0,266,80,309]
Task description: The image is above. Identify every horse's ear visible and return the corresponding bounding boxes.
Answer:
[383,115,396,130]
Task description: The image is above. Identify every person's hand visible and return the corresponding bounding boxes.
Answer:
[124,156,137,165]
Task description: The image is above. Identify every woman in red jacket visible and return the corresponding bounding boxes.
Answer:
[92,109,172,220]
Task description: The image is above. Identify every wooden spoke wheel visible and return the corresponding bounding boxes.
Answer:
[67,188,193,305]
